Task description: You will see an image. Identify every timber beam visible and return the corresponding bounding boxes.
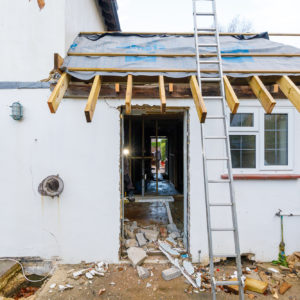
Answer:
[189,75,207,123]
[84,75,101,122]
[159,75,167,113]
[224,76,239,114]
[277,76,300,112]
[249,76,276,113]
[47,73,70,113]
[125,75,133,114]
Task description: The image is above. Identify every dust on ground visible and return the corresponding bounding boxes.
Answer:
[34,262,300,300]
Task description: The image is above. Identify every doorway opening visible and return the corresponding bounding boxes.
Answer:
[120,108,189,258]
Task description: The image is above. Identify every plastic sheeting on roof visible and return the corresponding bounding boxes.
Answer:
[62,33,300,81]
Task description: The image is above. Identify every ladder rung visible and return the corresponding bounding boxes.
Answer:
[208,179,230,183]
[205,136,226,139]
[209,203,232,206]
[215,281,240,286]
[201,78,221,82]
[211,228,235,231]
[197,28,216,32]
[196,12,214,16]
[198,43,218,47]
[206,157,229,160]
[213,254,237,258]
[206,116,225,119]
[202,96,223,100]
[199,60,220,64]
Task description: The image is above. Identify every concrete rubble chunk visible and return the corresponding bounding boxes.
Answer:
[125,239,138,248]
[136,233,147,247]
[127,247,147,267]
[130,221,138,231]
[183,260,194,275]
[162,267,181,281]
[166,237,177,248]
[137,266,150,279]
[141,229,159,242]
[167,223,179,233]
[169,232,181,239]
[159,241,180,258]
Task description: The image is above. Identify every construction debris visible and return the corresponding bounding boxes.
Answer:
[127,247,147,267]
[137,266,150,279]
[245,278,268,294]
[279,281,292,295]
[136,233,147,247]
[162,267,181,281]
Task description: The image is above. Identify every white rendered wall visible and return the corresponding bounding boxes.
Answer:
[0,93,299,263]
[65,0,106,52]
[0,0,106,82]
[0,90,120,263]
[0,0,65,82]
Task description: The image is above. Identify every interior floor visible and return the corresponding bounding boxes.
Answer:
[124,195,184,228]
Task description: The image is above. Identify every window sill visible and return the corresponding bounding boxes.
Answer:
[221,174,300,180]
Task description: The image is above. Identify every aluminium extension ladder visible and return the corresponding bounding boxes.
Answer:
[192,0,244,299]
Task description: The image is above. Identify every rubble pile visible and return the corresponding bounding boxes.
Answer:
[122,220,299,297]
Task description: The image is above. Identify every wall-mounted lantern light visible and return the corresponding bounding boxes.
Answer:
[10,102,23,120]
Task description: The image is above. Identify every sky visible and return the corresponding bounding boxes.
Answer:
[117,0,300,48]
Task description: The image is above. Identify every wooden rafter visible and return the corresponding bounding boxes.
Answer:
[125,75,133,114]
[277,76,300,112]
[84,75,101,122]
[189,75,207,123]
[224,76,239,114]
[115,83,120,93]
[47,73,70,113]
[249,76,276,113]
[159,75,167,113]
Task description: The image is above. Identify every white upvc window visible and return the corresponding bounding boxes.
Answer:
[229,108,259,171]
[259,108,294,171]
[229,106,294,172]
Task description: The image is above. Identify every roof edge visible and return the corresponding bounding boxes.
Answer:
[97,0,121,32]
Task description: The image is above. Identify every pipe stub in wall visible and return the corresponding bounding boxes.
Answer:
[38,175,64,197]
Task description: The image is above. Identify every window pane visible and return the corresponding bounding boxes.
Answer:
[231,150,241,168]
[241,113,254,127]
[277,131,288,149]
[241,135,255,150]
[277,150,288,165]
[265,131,276,149]
[265,150,276,165]
[230,114,241,127]
[242,150,256,168]
[230,113,253,127]
[265,114,275,130]
[230,135,256,168]
[277,114,288,130]
[230,135,241,150]
[264,114,288,166]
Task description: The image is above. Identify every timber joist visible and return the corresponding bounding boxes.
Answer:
[47,74,300,123]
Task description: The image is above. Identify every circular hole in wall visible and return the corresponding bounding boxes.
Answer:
[38,175,64,197]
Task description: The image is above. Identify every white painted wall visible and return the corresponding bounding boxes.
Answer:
[65,0,106,52]
[0,90,120,263]
[0,0,105,82]
[0,93,299,263]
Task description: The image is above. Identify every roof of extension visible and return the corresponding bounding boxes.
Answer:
[97,0,121,31]
[62,32,300,81]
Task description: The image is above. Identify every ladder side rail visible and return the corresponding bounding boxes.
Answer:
[193,1,217,298]
[212,1,245,298]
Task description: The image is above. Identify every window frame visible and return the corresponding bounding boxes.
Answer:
[259,108,294,171]
[229,108,260,172]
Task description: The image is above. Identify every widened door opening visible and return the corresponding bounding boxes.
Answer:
[120,108,189,258]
